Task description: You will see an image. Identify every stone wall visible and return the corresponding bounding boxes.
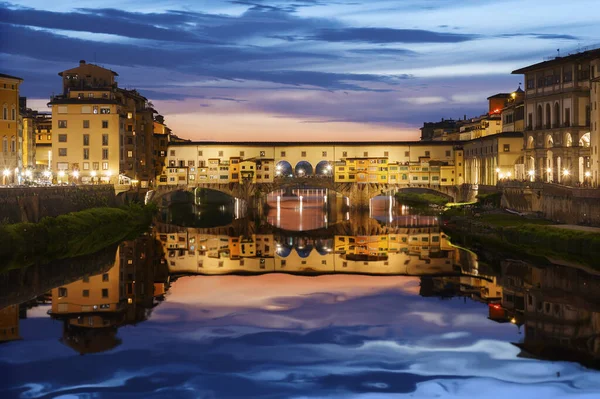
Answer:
[500,182,600,225]
[0,185,116,224]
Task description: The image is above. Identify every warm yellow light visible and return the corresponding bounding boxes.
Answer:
[528,170,535,176]
[507,172,512,177]
[105,171,112,177]
[563,169,570,176]
[585,171,591,178]
[510,317,517,324]
[547,168,552,173]
[72,171,79,178]
[90,171,97,177]
[495,168,500,173]
[499,173,505,179]
[58,171,65,178]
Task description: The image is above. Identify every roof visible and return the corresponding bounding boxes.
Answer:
[169,140,465,147]
[48,98,118,105]
[58,61,119,77]
[462,131,524,144]
[512,47,600,74]
[487,93,511,100]
[0,73,23,81]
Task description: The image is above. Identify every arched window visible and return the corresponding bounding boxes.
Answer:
[11,106,15,121]
[564,132,573,147]
[2,105,6,120]
[553,103,560,127]
[10,136,16,153]
[545,103,551,128]
[2,136,7,152]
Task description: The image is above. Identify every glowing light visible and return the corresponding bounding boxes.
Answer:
[528,170,535,177]
[58,171,65,178]
[585,171,591,178]
[105,171,112,177]
[546,168,552,174]
[562,169,570,176]
[510,317,517,324]
[72,171,79,178]
[495,168,500,173]
[25,170,32,178]
[506,172,511,177]
[499,173,505,179]
[90,171,97,177]
[43,170,51,178]
[2,169,10,177]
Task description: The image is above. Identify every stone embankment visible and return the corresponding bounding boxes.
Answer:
[0,185,116,223]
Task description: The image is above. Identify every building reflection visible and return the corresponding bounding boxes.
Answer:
[1,222,600,369]
[49,235,171,354]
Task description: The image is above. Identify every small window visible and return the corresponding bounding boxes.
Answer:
[425,151,430,157]
[102,120,108,129]
[218,151,224,157]
[102,162,108,170]
[280,151,286,157]
[342,151,347,157]
[83,148,89,159]
[445,150,451,157]
[102,134,109,146]
[363,151,368,157]
[322,151,327,157]
[83,120,90,128]
[198,150,203,156]
[58,148,67,156]
[58,287,67,297]
[404,151,409,157]
[301,151,307,157]
[58,134,67,142]
[384,151,389,157]
[503,144,510,152]
[240,151,245,157]
[102,288,109,298]
[83,134,89,146]
[82,290,89,297]
[102,149,109,160]
[58,120,67,128]
[260,151,266,157]
[102,273,109,282]
[83,162,90,170]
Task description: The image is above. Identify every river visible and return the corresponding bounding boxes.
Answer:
[0,194,599,398]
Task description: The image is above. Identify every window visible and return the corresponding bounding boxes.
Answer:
[58,134,67,142]
[127,150,133,158]
[102,288,109,298]
[93,162,99,170]
[58,287,67,297]
[102,149,109,160]
[280,151,286,157]
[11,108,15,120]
[83,134,89,146]
[342,151,347,157]
[260,151,266,157]
[83,148,89,159]
[100,107,110,114]
[239,151,245,157]
[102,162,109,170]
[57,105,68,114]
[82,289,89,297]
[404,151,410,157]
[102,273,109,282]
[322,151,327,157]
[526,77,535,89]
[363,151,368,157]
[425,151,430,157]
[58,120,67,128]
[102,134,109,146]
[88,93,94,98]
[198,150,203,156]
[301,151,307,157]
[102,120,108,129]
[83,162,89,170]
[81,106,91,114]
[57,162,68,170]
[503,144,510,152]
[445,150,451,157]
[58,148,67,156]
[564,70,572,83]
[384,151,389,157]
[93,106,98,114]
[218,151,223,157]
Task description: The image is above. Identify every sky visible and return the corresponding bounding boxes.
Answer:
[1,0,600,141]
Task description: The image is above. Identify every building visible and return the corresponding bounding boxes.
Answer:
[159,142,464,186]
[513,48,598,185]
[0,73,23,184]
[464,132,524,185]
[591,58,600,185]
[48,60,164,186]
[420,119,464,141]
[501,86,525,133]
[32,112,52,169]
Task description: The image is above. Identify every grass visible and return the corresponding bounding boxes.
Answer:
[395,192,450,207]
[478,213,553,227]
[0,203,157,271]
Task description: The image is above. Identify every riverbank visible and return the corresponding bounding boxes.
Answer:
[442,208,600,267]
[394,192,449,207]
[0,203,157,270]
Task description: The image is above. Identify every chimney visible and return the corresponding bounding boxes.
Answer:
[79,60,86,66]
[464,114,467,120]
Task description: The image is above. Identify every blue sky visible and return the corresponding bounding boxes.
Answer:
[1,0,599,140]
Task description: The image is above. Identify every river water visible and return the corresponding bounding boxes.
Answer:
[1,194,600,398]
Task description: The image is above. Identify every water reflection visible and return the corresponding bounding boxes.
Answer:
[1,209,600,397]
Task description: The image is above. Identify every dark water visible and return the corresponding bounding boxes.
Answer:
[1,197,600,398]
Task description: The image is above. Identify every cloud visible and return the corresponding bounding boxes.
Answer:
[498,33,580,40]
[308,28,479,43]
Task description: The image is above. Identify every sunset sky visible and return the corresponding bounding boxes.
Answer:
[2,0,599,141]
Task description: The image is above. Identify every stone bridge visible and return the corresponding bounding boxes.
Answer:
[150,178,473,209]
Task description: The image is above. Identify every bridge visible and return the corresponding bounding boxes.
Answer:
[150,177,473,209]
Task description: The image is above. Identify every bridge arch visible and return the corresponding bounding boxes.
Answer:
[394,186,455,202]
[295,237,314,258]
[315,160,333,176]
[276,160,293,177]
[295,161,313,177]
[314,238,333,255]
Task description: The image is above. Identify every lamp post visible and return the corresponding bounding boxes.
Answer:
[91,170,97,184]
[72,170,79,184]
[528,169,535,181]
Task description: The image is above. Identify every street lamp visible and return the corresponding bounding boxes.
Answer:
[528,169,535,179]
[495,168,500,173]
[562,169,570,177]
[72,170,79,183]
[585,171,591,178]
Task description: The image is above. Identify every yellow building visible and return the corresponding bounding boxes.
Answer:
[464,132,525,185]
[0,304,21,343]
[0,73,23,184]
[49,60,163,186]
[33,113,52,169]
